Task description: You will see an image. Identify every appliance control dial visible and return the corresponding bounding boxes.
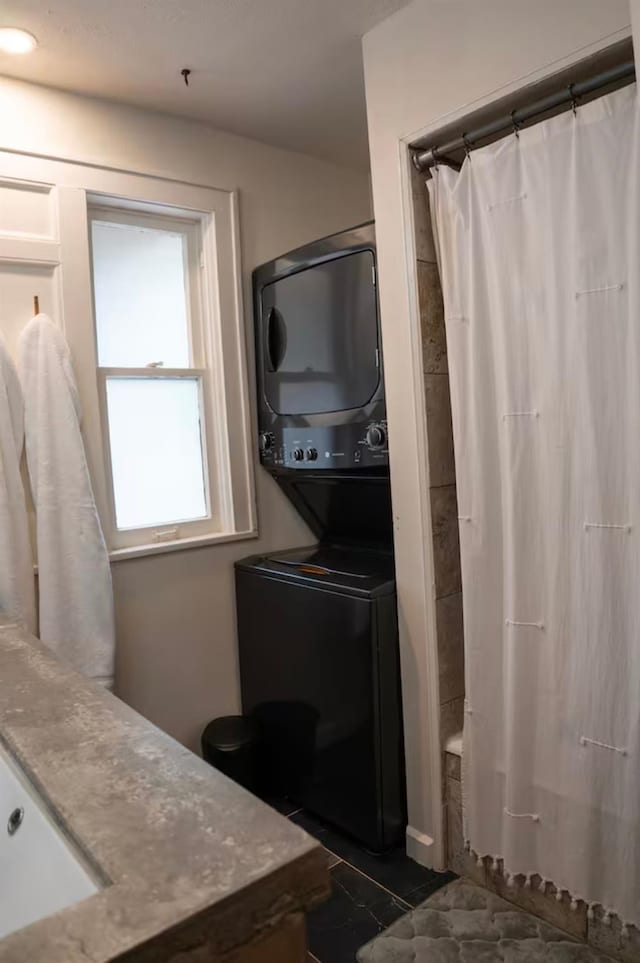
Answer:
[293,448,305,461]
[366,424,387,450]
[259,432,272,452]
[306,448,318,461]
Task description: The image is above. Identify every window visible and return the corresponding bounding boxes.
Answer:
[0,151,254,560]
[89,206,230,551]
[103,377,207,531]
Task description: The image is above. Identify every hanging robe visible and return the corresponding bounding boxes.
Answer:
[0,333,35,632]
[19,313,115,687]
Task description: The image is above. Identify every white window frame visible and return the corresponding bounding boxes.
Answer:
[0,150,257,561]
[89,205,227,550]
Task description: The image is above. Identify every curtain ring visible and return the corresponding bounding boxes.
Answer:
[432,146,440,170]
[462,133,472,158]
[568,83,579,116]
[510,109,521,139]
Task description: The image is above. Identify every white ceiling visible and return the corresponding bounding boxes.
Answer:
[0,0,410,169]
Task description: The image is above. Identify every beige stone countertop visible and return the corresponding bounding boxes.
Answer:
[0,616,329,962]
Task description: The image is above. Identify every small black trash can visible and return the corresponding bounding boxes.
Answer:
[201,715,256,792]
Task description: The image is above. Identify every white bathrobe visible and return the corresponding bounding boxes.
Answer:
[19,314,115,686]
[0,334,35,633]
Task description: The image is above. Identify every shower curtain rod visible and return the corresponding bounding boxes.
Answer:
[412,59,636,172]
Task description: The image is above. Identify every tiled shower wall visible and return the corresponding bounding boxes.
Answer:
[411,163,638,963]
[411,166,465,749]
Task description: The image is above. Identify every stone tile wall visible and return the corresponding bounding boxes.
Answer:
[412,166,465,751]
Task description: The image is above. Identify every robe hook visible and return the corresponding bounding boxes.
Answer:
[33,295,39,316]
[181,68,191,87]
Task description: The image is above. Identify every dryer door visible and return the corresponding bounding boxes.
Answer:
[260,250,379,416]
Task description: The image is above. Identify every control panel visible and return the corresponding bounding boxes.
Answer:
[258,421,389,470]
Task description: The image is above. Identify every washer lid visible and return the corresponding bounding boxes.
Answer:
[236,544,395,597]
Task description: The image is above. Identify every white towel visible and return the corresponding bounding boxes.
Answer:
[19,314,115,686]
[0,333,35,632]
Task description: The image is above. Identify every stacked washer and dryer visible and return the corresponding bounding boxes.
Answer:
[235,222,406,852]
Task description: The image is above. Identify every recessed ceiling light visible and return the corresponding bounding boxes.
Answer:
[0,28,38,55]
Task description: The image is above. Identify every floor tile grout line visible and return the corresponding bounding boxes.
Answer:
[331,852,414,910]
[288,810,443,918]
[402,877,456,904]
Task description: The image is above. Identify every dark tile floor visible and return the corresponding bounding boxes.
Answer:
[269,799,456,963]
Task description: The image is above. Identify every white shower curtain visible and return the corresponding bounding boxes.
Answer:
[428,83,640,928]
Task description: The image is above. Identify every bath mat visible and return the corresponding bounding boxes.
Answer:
[356,879,615,962]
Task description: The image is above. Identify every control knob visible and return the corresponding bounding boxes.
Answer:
[306,448,318,461]
[258,432,272,452]
[366,424,387,450]
[292,448,305,462]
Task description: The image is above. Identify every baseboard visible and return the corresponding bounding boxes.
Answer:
[406,825,438,868]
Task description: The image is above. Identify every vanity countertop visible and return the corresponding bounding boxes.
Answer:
[0,616,329,962]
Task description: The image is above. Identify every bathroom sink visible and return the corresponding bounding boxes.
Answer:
[0,742,100,939]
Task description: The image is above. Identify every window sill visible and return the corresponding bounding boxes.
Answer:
[108,528,259,563]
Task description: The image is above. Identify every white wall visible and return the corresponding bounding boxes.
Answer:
[0,77,372,751]
[362,0,632,868]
